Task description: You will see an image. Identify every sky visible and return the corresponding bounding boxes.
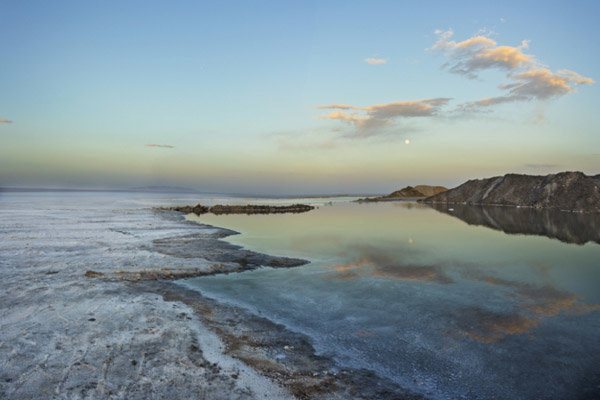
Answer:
[1,0,599,195]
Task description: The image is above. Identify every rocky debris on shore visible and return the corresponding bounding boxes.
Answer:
[357,185,447,202]
[161,204,315,215]
[421,171,600,213]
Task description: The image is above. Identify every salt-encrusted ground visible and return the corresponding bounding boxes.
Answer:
[0,194,300,399]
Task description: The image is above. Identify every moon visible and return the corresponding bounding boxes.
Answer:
[405,139,410,145]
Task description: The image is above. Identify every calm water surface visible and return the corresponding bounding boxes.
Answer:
[183,200,600,400]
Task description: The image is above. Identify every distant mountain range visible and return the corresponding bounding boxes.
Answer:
[422,171,600,213]
[0,186,203,194]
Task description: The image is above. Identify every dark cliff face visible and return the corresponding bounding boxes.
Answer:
[423,172,600,213]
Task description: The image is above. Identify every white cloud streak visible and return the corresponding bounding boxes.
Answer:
[365,57,387,65]
[145,143,175,149]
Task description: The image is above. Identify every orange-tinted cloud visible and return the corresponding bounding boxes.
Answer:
[501,69,594,99]
[431,29,533,78]
[316,104,357,110]
[464,68,594,109]
[364,98,451,118]
[317,98,450,137]
[0,118,12,123]
[432,30,595,110]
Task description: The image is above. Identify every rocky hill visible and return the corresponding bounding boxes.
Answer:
[413,185,448,197]
[358,185,448,202]
[422,172,600,213]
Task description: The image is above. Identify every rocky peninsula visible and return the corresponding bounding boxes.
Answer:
[422,171,600,213]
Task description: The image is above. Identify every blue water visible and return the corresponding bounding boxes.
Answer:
[182,200,600,400]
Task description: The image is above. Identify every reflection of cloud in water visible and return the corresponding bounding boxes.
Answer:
[325,245,452,283]
[479,276,600,316]
[456,307,539,343]
[456,276,600,343]
[322,244,599,344]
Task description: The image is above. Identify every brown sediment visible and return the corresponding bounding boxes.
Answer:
[84,267,225,282]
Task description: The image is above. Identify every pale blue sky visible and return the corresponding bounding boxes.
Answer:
[1,0,598,194]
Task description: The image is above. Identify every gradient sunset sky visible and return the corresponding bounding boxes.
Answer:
[1,0,598,195]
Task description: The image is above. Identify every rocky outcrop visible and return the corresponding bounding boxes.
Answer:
[358,185,448,202]
[413,185,448,197]
[428,203,600,245]
[422,172,600,213]
[161,204,314,215]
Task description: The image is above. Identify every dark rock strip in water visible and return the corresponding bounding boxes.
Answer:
[160,204,315,215]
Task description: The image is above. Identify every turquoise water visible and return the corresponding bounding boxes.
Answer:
[182,200,600,399]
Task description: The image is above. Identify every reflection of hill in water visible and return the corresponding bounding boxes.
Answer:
[428,204,600,245]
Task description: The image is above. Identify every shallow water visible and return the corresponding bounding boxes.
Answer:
[183,200,600,400]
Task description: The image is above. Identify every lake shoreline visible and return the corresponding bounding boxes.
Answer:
[0,201,422,399]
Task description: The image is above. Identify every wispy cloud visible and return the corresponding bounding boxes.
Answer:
[364,98,451,118]
[365,57,387,65]
[145,143,174,149]
[316,104,357,110]
[461,68,594,110]
[431,30,594,111]
[318,98,450,137]
[0,118,12,123]
[502,69,593,99]
[431,29,533,78]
